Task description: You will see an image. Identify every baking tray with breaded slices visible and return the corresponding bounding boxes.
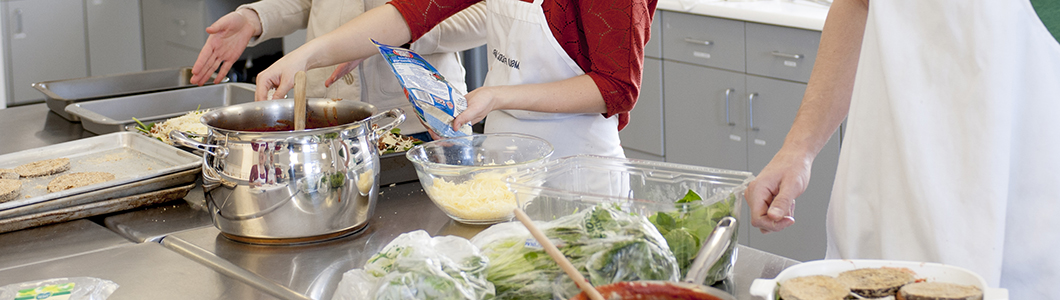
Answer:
[0,132,201,216]
[749,259,1009,300]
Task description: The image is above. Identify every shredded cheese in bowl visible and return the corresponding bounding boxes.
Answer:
[425,170,517,223]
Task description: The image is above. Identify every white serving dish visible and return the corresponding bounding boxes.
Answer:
[748,259,1009,300]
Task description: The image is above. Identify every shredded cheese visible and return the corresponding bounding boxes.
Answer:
[426,170,517,221]
[150,110,208,145]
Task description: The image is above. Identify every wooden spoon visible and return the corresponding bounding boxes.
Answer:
[293,70,307,131]
[513,208,606,300]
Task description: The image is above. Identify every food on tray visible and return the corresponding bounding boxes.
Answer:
[0,179,21,202]
[376,127,422,154]
[134,109,208,145]
[14,158,71,178]
[648,190,737,278]
[471,205,680,300]
[332,230,494,300]
[778,275,850,300]
[0,169,18,180]
[837,267,916,298]
[426,170,517,221]
[897,282,983,300]
[47,172,116,193]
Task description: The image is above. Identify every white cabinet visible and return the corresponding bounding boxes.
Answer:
[1,0,143,106]
[2,0,87,106]
[622,10,840,261]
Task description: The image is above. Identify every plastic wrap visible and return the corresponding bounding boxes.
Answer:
[0,277,118,300]
[471,205,679,300]
[331,230,494,300]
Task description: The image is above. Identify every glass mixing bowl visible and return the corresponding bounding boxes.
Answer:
[405,133,554,224]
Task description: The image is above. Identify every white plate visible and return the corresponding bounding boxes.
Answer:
[748,259,1008,300]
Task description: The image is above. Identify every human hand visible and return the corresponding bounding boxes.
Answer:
[451,86,504,132]
[324,59,366,88]
[745,149,814,233]
[191,9,261,86]
[254,53,310,102]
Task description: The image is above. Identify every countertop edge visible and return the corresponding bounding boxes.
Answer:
[658,0,828,31]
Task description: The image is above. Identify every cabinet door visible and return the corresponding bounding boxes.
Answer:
[87,0,144,76]
[141,0,207,69]
[663,61,747,172]
[621,58,664,157]
[744,75,838,261]
[3,0,87,105]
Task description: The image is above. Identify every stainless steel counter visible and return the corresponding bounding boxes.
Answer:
[0,103,93,156]
[0,102,801,300]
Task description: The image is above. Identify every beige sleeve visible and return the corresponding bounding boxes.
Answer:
[409,1,488,55]
[239,0,312,47]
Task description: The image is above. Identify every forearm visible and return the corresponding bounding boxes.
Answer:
[410,1,487,54]
[780,0,868,159]
[495,75,607,114]
[239,0,310,45]
[298,4,412,70]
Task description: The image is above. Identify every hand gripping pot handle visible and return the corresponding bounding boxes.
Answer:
[684,216,737,285]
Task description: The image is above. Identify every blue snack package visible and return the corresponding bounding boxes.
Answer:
[374,40,472,138]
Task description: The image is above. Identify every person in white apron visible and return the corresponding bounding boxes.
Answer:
[474,0,624,159]
[745,0,1060,297]
[251,0,653,160]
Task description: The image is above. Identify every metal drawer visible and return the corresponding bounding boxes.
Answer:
[745,22,820,83]
[662,11,745,72]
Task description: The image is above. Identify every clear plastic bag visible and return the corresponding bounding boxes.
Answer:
[470,205,680,300]
[0,277,118,300]
[331,230,495,300]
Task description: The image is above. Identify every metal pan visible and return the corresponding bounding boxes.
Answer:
[570,216,739,300]
[0,183,195,234]
[33,67,226,121]
[0,132,201,212]
[64,83,256,135]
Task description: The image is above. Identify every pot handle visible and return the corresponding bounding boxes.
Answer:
[365,108,406,139]
[170,130,227,158]
[684,216,737,285]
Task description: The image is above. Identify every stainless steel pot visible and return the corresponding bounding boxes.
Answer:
[171,98,404,244]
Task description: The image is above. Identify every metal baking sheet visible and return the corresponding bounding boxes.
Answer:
[0,168,199,220]
[379,151,418,186]
[64,83,256,135]
[0,183,195,236]
[35,67,227,121]
[0,132,201,212]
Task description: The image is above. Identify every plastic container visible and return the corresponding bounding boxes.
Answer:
[506,155,754,284]
[406,133,554,224]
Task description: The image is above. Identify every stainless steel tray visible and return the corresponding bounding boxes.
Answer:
[34,67,226,121]
[0,183,195,234]
[0,168,199,220]
[0,132,201,212]
[379,151,418,186]
[64,83,256,135]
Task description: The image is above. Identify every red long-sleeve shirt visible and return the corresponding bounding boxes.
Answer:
[389,0,657,130]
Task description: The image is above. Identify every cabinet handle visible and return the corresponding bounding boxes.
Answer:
[724,88,735,126]
[684,38,713,46]
[14,9,23,35]
[748,92,759,131]
[771,51,803,59]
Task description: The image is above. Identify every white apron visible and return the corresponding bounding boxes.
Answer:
[826,1,1060,297]
[481,0,624,159]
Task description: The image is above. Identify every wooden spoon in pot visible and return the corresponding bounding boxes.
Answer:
[293,70,307,131]
[513,208,606,300]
